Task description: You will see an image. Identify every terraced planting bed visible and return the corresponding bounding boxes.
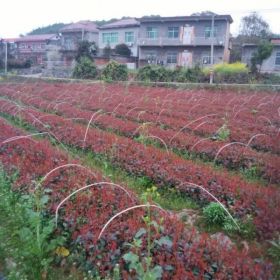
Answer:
[0,80,279,279]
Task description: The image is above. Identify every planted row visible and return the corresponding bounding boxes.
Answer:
[1,89,279,184]
[0,118,273,279]
[1,99,279,240]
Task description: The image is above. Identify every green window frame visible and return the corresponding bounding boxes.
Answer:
[102,32,119,44]
[168,27,179,38]
[147,27,158,39]
[125,32,134,43]
[205,26,217,38]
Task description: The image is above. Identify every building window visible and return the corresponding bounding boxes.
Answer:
[102,32,119,44]
[147,27,158,39]
[202,56,211,64]
[125,32,134,43]
[167,52,177,64]
[168,27,179,38]
[275,52,280,65]
[146,52,157,63]
[205,26,217,38]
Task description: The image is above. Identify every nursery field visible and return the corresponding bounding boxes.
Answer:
[0,80,279,279]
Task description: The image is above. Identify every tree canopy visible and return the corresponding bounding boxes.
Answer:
[191,11,217,16]
[239,12,271,40]
[115,44,131,57]
[28,23,67,35]
[230,12,272,62]
[75,41,97,62]
[250,40,273,73]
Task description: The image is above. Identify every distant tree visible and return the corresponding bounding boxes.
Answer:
[239,12,271,40]
[191,11,217,16]
[250,40,273,73]
[142,15,161,19]
[115,43,131,57]
[75,41,97,62]
[230,12,272,62]
[72,56,98,79]
[28,23,67,35]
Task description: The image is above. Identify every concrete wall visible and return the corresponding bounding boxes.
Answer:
[139,46,224,67]
[61,31,99,50]
[242,45,280,73]
[99,27,139,57]
[138,19,230,67]
[139,19,228,41]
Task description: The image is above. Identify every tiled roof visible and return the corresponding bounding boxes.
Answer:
[271,38,280,45]
[99,18,140,29]
[15,34,58,42]
[139,15,233,23]
[2,38,18,43]
[60,21,99,33]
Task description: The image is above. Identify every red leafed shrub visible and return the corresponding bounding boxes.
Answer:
[0,98,279,240]
[0,118,273,278]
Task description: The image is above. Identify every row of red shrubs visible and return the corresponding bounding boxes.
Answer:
[0,99,279,240]
[0,118,272,279]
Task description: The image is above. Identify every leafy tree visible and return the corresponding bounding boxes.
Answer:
[250,40,273,73]
[115,43,131,57]
[191,11,217,16]
[230,12,271,62]
[141,15,161,19]
[75,40,97,62]
[72,56,98,79]
[28,23,67,35]
[239,12,271,40]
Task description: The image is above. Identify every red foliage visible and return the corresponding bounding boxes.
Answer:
[0,97,279,240]
[0,118,273,279]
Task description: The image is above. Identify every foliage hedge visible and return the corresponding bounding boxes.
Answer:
[136,65,207,83]
[101,60,128,81]
[204,62,250,83]
[72,56,98,79]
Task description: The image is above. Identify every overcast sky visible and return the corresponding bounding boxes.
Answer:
[1,0,279,38]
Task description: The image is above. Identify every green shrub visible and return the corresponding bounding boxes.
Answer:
[137,65,205,83]
[184,65,205,82]
[216,124,230,141]
[204,62,249,83]
[268,235,280,279]
[115,43,131,57]
[203,202,227,226]
[7,59,32,69]
[72,56,98,79]
[75,40,97,62]
[0,166,66,278]
[259,73,280,84]
[101,60,128,81]
[213,62,248,74]
[137,65,171,82]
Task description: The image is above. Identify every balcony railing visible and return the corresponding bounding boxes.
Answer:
[138,36,225,46]
[61,44,78,51]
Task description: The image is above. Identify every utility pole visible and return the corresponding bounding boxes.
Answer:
[82,28,84,41]
[210,14,215,84]
[4,41,8,75]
